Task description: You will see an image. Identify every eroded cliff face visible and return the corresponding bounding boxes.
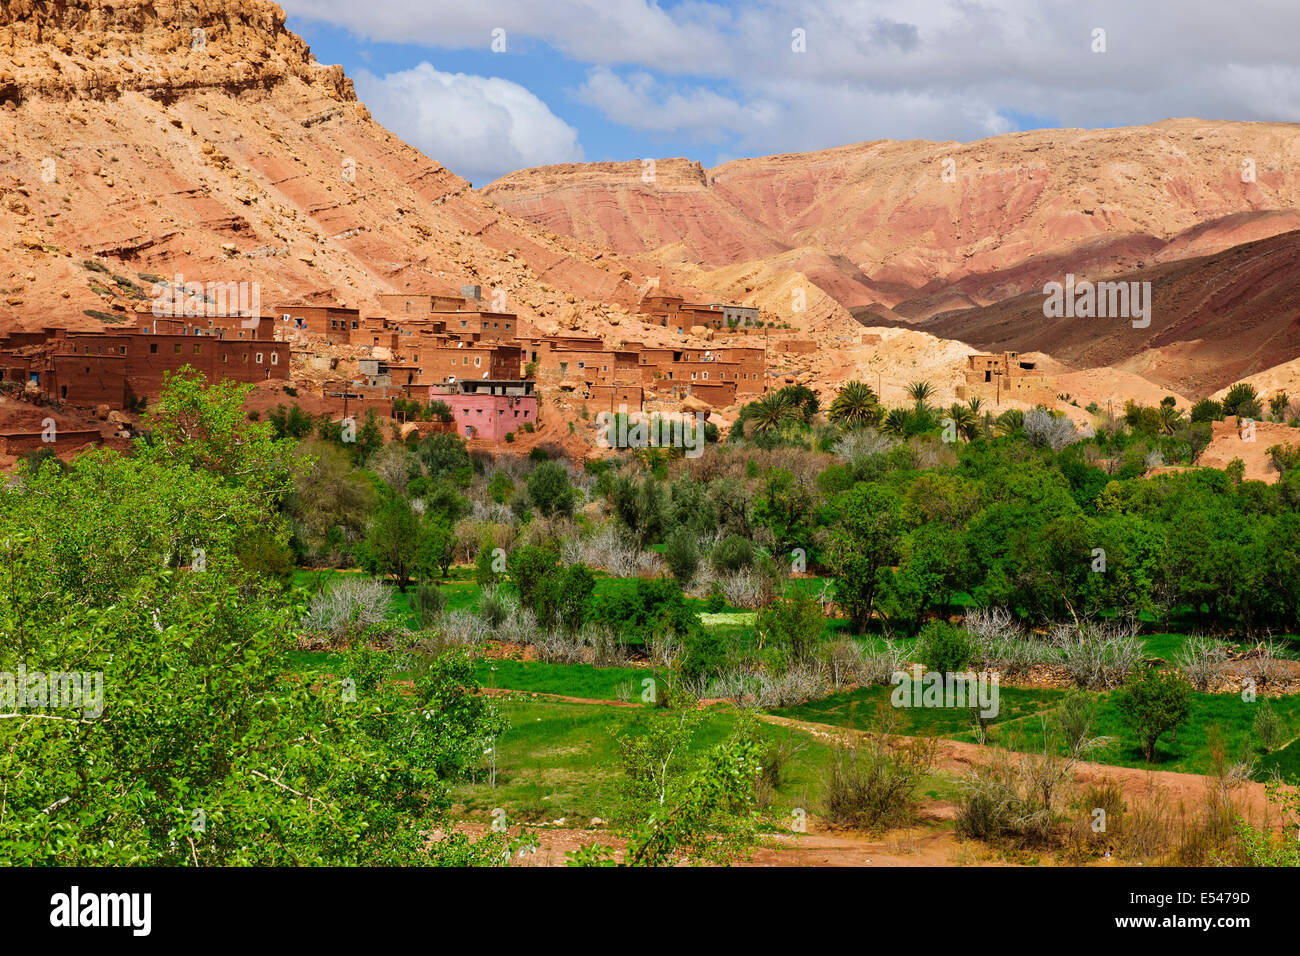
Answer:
[0,0,725,349]
[0,0,355,104]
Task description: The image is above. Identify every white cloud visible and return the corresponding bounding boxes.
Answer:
[353,63,583,185]
[575,69,778,140]
[289,0,1300,168]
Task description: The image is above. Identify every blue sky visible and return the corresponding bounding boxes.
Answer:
[280,1,1300,187]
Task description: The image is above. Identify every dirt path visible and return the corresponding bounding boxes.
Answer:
[479,687,640,707]
[756,713,1281,824]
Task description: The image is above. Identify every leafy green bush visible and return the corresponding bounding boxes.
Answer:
[918,621,971,674]
[711,534,754,572]
[663,525,700,585]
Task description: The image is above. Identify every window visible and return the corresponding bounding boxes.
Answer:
[150,343,158,354]
[194,344,201,354]
[256,353,263,364]
[271,352,279,365]
[222,353,227,363]
[474,356,482,368]
[174,344,182,354]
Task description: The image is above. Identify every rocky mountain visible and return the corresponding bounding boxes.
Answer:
[485,120,1300,397]
[0,0,697,342]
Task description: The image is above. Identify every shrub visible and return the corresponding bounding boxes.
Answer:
[680,626,729,681]
[756,590,825,664]
[526,460,577,517]
[1253,702,1284,753]
[917,621,970,674]
[477,583,515,629]
[710,534,754,572]
[302,577,392,644]
[824,708,935,833]
[663,525,700,585]
[1049,618,1143,689]
[411,581,447,628]
[956,752,1057,847]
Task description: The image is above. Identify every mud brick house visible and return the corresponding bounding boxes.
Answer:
[134,315,278,340]
[587,384,644,412]
[638,294,759,333]
[388,343,523,386]
[52,353,127,406]
[515,333,605,369]
[664,381,737,407]
[544,347,640,385]
[437,310,520,341]
[376,292,469,315]
[955,351,1055,406]
[433,379,538,442]
[54,333,289,405]
[776,339,817,353]
[275,304,363,341]
[635,346,765,399]
[0,429,105,455]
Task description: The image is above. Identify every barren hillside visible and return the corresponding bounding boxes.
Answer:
[0,0,699,342]
[919,229,1300,398]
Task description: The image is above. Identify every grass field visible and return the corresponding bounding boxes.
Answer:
[288,563,1300,810]
[446,697,958,827]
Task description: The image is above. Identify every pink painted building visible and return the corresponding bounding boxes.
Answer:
[438,380,538,442]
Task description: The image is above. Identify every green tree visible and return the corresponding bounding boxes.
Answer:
[356,490,423,592]
[1116,667,1192,762]
[526,460,577,517]
[756,589,825,663]
[0,376,508,865]
[826,484,902,630]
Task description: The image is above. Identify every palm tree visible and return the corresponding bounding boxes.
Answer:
[966,397,984,415]
[946,403,979,441]
[829,380,880,427]
[904,380,934,406]
[748,391,793,436]
[882,407,911,436]
[993,408,1024,437]
[1156,403,1183,436]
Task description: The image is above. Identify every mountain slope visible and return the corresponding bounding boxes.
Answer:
[484,120,1300,317]
[920,229,1300,398]
[0,0,667,336]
